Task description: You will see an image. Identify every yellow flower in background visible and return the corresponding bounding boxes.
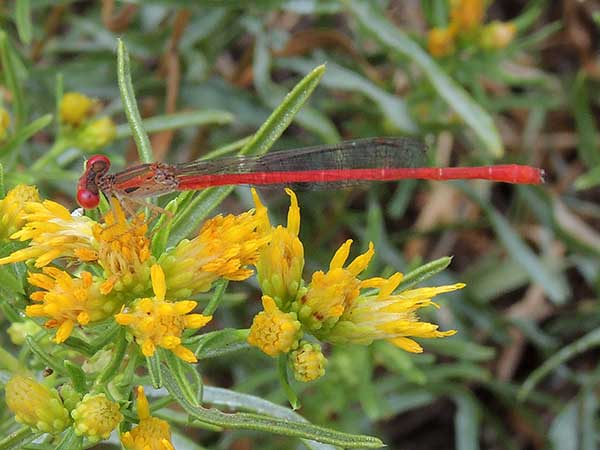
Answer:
[121,386,174,450]
[0,199,96,267]
[290,341,327,382]
[0,184,40,240]
[0,107,10,142]
[93,198,152,295]
[481,21,517,49]
[450,0,485,31]
[71,393,123,442]
[26,268,117,343]
[253,188,305,305]
[159,208,269,298]
[79,116,116,151]
[115,264,212,363]
[248,295,302,357]
[5,375,71,433]
[427,27,456,57]
[323,271,464,353]
[60,92,94,126]
[298,240,374,330]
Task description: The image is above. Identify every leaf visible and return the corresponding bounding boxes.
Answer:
[15,0,32,45]
[279,57,418,133]
[570,72,600,167]
[189,328,250,360]
[26,336,69,377]
[0,427,38,450]
[549,399,578,450]
[574,165,600,190]
[0,114,53,159]
[64,361,88,394]
[345,0,504,157]
[117,39,153,163]
[0,32,25,130]
[453,391,481,450]
[53,428,83,450]
[519,328,600,401]
[278,354,300,410]
[114,110,234,139]
[163,367,384,448]
[146,352,163,388]
[395,256,453,292]
[96,327,127,384]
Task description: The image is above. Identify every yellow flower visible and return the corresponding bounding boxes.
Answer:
[114,264,212,363]
[71,393,123,442]
[248,295,302,357]
[297,240,374,330]
[481,21,517,49]
[5,375,71,433]
[0,185,40,240]
[323,271,464,353]
[290,342,327,382]
[253,188,304,304]
[60,92,94,126]
[121,386,174,450]
[92,198,152,295]
[159,208,269,298]
[427,27,456,57]
[450,0,485,31]
[79,116,116,151]
[0,199,96,268]
[0,107,10,141]
[26,268,117,343]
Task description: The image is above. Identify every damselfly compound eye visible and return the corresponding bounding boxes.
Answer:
[77,189,100,209]
[86,154,111,173]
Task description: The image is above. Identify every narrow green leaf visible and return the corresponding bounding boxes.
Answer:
[0,32,25,129]
[519,328,600,401]
[396,256,453,292]
[453,391,481,450]
[0,265,24,295]
[0,114,53,158]
[117,39,153,163]
[115,110,234,139]
[146,352,163,388]
[53,428,83,450]
[423,338,496,361]
[0,427,38,450]
[549,399,579,450]
[54,73,63,135]
[189,328,250,360]
[279,57,417,133]
[575,165,600,190]
[64,361,88,393]
[460,183,569,304]
[345,0,503,157]
[241,63,327,156]
[571,72,600,167]
[202,279,228,316]
[163,351,202,407]
[15,0,32,44]
[96,327,127,384]
[278,354,300,410]
[26,336,69,376]
[163,367,384,448]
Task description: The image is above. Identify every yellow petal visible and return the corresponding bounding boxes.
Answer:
[329,239,352,270]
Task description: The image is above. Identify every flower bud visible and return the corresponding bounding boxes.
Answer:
[78,117,116,151]
[72,393,123,442]
[290,342,327,382]
[0,107,10,142]
[427,27,456,57]
[60,92,94,126]
[248,296,302,357]
[481,21,517,49]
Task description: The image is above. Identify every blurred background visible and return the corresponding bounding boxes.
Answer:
[1,1,599,449]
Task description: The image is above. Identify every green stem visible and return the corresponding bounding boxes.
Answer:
[31,139,69,171]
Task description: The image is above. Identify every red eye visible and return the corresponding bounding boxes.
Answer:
[86,154,110,172]
[77,189,100,209]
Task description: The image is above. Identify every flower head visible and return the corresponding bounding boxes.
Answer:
[115,264,212,363]
[60,92,94,126]
[450,0,485,31]
[481,21,517,49]
[248,295,302,357]
[0,199,96,267]
[253,188,304,305]
[6,375,71,433]
[290,342,327,382]
[93,198,152,295]
[121,386,174,450]
[0,184,40,240]
[71,393,123,442]
[427,27,456,57]
[78,116,116,151]
[298,240,374,330]
[159,208,269,298]
[27,267,117,343]
[0,107,10,142]
[323,271,464,353]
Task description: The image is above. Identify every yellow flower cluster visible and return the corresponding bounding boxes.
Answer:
[248,189,464,382]
[427,0,517,57]
[59,91,116,151]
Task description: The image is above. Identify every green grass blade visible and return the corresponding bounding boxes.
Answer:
[117,39,153,163]
[345,0,503,157]
[15,0,32,45]
[0,32,25,130]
